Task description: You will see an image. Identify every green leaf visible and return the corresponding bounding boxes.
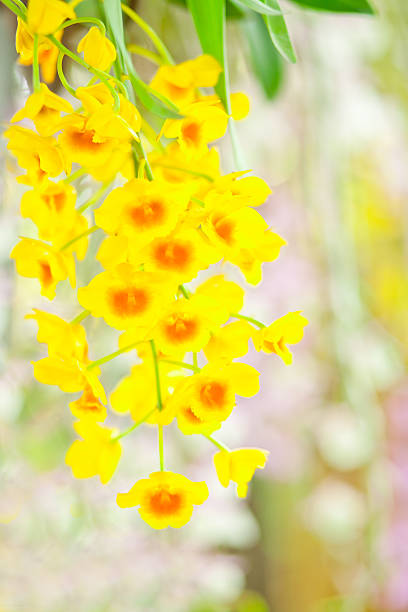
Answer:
[104,0,181,118]
[243,13,283,99]
[233,0,282,15]
[287,0,374,13]
[262,0,296,63]
[187,0,245,169]
[186,0,228,107]
[168,0,244,18]
[128,74,181,119]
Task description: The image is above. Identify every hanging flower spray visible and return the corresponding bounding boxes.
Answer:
[4,0,308,529]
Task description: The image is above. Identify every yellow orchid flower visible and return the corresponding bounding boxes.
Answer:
[11,83,73,136]
[150,54,221,107]
[26,309,106,402]
[27,0,75,35]
[213,448,269,498]
[252,311,309,364]
[66,420,121,484]
[5,125,70,186]
[171,361,260,435]
[10,238,75,299]
[77,27,116,71]
[77,264,177,331]
[117,471,208,529]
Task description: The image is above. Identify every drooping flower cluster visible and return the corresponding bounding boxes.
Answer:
[6,0,308,529]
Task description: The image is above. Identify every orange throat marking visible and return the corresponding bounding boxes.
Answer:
[149,489,182,516]
[108,287,149,318]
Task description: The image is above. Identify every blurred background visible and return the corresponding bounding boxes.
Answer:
[1,0,408,610]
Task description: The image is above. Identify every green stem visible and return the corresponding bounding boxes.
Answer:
[59,225,99,251]
[190,196,205,208]
[160,359,199,373]
[55,17,106,34]
[233,313,266,328]
[1,0,25,20]
[87,340,146,370]
[112,407,157,441]
[150,339,163,410]
[193,352,198,369]
[179,284,190,299]
[70,309,90,324]
[121,3,174,65]
[48,34,121,112]
[127,44,163,66]
[57,53,76,96]
[32,34,40,92]
[151,163,214,182]
[133,139,154,181]
[158,425,164,471]
[65,168,86,183]
[204,434,230,452]
[77,182,111,213]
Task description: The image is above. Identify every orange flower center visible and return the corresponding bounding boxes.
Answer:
[199,381,227,410]
[182,405,202,424]
[149,488,182,516]
[263,336,285,354]
[166,81,187,101]
[214,217,235,245]
[128,199,165,229]
[163,313,198,343]
[68,128,104,152]
[44,190,66,212]
[153,240,190,271]
[182,120,201,147]
[108,287,149,318]
[38,260,53,287]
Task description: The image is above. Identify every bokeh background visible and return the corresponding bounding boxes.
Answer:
[1,0,408,610]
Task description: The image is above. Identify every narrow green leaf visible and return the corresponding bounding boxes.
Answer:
[187,0,245,169]
[128,74,181,119]
[168,0,245,18]
[287,0,374,14]
[186,0,228,107]
[104,0,182,118]
[244,14,283,99]
[233,0,282,15]
[262,0,296,63]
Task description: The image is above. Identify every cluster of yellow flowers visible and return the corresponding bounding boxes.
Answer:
[6,0,308,529]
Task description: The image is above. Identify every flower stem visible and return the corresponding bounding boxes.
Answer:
[121,3,174,65]
[179,284,190,299]
[48,34,121,112]
[87,340,146,370]
[65,168,86,183]
[55,16,106,34]
[190,196,205,208]
[133,139,154,181]
[204,434,230,452]
[151,163,214,183]
[1,0,25,20]
[57,52,76,96]
[233,313,266,328]
[9,0,26,15]
[160,359,200,373]
[113,407,157,441]
[127,44,163,66]
[70,309,90,324]
[32,34,40,92]
[77,182,111,213]
[59,225,99,251]
[158,425,164,471]
[150,339,163,410]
